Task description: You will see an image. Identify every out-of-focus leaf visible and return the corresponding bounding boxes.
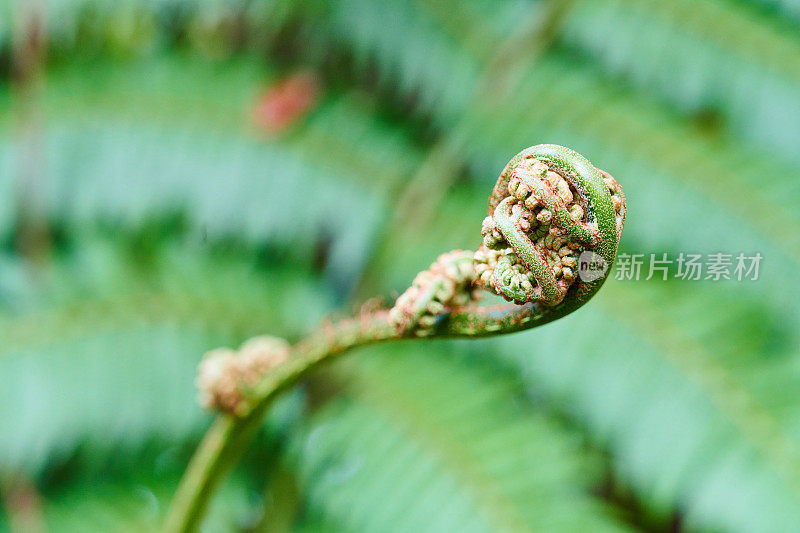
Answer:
[0,463,256,532]
[498,279,800,531]
[560,0,800,164]
[0,236,326,474]
[288,345,634,532]
[4,0,800,531]
[0,55,421,282]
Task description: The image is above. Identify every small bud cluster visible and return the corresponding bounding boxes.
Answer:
[489,252,536,296]
[197,336,290,415]
[475,158,587,303]
[389,250,476,336]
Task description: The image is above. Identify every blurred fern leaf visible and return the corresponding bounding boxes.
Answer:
[288,345,634,532]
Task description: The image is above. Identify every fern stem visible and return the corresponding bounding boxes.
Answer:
[163,416,243,533]
[165,144,626,531]
[163,304,547,531]
[164,312,398,532]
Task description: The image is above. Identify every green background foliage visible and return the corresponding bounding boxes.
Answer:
[0,0,797,531]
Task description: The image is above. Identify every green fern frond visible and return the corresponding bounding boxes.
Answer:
[287,345,634,532]
[0,54,421,279]
[0,236,322,474]
[495,279,800,531]
[560,0,800,163]
[4,2,797,530]
[303,0,483,125]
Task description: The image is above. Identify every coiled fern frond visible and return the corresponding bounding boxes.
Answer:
[165,144,627,531]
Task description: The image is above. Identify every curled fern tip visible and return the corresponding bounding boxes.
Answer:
[476,144,625,307]
[170,143,627,532]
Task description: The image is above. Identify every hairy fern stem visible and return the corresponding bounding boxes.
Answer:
[164,144,626,532]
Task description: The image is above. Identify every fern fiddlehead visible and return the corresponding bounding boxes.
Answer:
[165,144,626,532]
[392,144,625,339]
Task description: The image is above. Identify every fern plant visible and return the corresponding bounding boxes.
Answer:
[164,144,627,531]
[2,1,798,531]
